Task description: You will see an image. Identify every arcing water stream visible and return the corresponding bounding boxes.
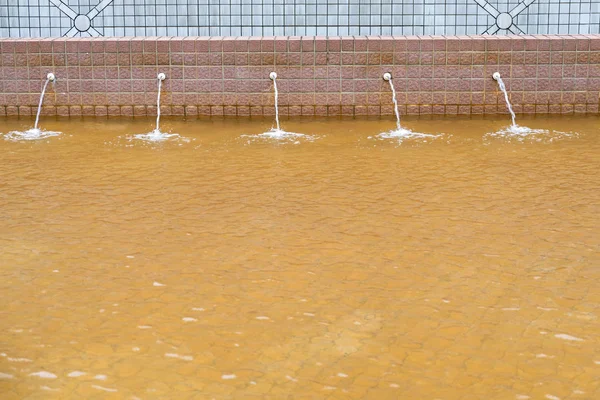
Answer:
[376,73,441,143]
[131,73,183,142]
[493,72,517,127]
[488,72,576,141]
[2,73,62,141]
[243,72,314,142]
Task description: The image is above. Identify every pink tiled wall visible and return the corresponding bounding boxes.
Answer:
[0,35,599,117]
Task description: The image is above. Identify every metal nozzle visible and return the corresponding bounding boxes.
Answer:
[47,73,56,82]
[383,72,392,81]
[492,72,501,81]
[157,73,166,81]
[269,72,277,80]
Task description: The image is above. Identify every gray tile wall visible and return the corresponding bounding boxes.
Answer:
[0,0,598,38]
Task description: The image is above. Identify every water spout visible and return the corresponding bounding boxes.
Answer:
[374,72,442,143]
[485,72,575,140]
[270,72,280,131]
[240,72,315,142]
[383,73,401,130]
[2,73,62,141]
[493,72,516,127]
[156,73,166,132]
[130,72,184,142]
[34,73,55,131]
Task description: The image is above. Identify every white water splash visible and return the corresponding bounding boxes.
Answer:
[376,127,441,143]
[165,353,193,361]
[536,354,555,359]
[0,372,14,379]
[29,371,57,379]
[554,333,584,341]
[221,374,237,380]
[92,385,118,392]
[242,128,317,143]
[485,124,578,141]
[258,128,306,140]
[7,357,32,362]
[3,128,62,142]
[67,371,87,377]
[131,129,182,143]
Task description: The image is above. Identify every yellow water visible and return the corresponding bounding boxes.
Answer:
[0,115,599,400]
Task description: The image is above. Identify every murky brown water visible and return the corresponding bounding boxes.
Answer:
[1,115,599,399]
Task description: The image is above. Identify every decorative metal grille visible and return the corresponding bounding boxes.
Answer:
[0,0,598,38]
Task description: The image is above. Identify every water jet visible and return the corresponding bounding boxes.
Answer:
[131,72,183,142]
[3,73,62,141]
[269,72,280,131]
[383,72,401,131]
[493,72,516,127]
[374,72,441,143]
[241,72,314,141]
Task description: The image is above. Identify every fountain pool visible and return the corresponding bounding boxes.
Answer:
[0,115,599,399]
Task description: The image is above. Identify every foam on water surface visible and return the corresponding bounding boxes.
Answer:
[165,353,193,361]
[375,127,442,143]
[485,124,578,142]
[3,128,62,142]
[130,129,184,143]
[92,385,118,392]
[29,371,57,379]
[554,333,584,341]
[242,128,317,143]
